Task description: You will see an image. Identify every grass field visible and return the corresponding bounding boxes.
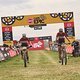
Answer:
[0,50,80,80]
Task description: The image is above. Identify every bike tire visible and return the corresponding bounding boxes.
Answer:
[61,51,64,65]
[61,50,67,65]
[23,53,27,67]
[64,53,67,65]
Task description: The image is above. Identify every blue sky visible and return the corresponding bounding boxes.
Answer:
[0,0,80,44]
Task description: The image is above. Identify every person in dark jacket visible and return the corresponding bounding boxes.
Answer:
[71,40,80,57]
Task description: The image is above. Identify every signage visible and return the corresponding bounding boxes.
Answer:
[2,27,13,41]
[29,37,44,50]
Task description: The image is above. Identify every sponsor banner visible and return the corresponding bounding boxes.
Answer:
[1,12,74,27]
[64,22,75,43]
[3,41,13,46]
[29,37,44,50]
[29,24,46,27]
[2,50,10,59]
[2,27,13,41]
[64,22,74,28]
[2,27,13,46]
[2,26,12,32]
[40,36,52,40]
[64,22,75,36]
[66,45,73,53]
[65,27,75,36]
[3,32,13,41]
[8,49,17,57]
[34,26,42,30]
[29,36,52,41]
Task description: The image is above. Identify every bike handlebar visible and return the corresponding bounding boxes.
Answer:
[27,45,32,49]
[54,43,71,46]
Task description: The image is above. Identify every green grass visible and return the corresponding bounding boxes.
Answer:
[0,50,80,80]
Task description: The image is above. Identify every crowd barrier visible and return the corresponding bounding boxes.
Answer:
[0,47,19,62]
[52,44,73,54]
[66,45,73,53]
[0,51,5,61]
[0,45,74,62]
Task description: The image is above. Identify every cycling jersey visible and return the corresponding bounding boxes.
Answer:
[56,32,67,44]
[19,37,30,47]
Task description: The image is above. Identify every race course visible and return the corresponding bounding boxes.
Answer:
[0,50,80,80]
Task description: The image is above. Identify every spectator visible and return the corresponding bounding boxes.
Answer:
[71,40,80,57]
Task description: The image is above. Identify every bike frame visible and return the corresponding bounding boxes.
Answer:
[60,43,67,65]
[22,47,28,67]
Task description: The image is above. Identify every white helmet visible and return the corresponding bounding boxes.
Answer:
[22,33,26,37]
[59,28,63,32]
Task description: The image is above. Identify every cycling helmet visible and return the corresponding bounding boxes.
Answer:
[59,28,63,32]
[22,33,26,37]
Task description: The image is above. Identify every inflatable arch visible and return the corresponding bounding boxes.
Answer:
[1,12,75,45]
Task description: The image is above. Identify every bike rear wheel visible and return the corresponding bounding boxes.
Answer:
[61,50,67,65]
[23,53,27,67]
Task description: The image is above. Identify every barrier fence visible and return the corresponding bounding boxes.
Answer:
[0,45,74,62]
[0,47,19,62]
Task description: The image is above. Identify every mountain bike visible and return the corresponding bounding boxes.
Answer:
[60,43,71,65]
[22,47,28,67]
[22,46,32,67]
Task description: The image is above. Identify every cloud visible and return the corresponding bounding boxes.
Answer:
[0,0,79,17]
[0,0,80,41]
[0,0,30,5]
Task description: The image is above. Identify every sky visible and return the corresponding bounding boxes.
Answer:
[0,0,80,44]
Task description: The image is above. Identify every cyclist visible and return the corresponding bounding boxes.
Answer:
[71,40,79,57]
[19,33,32,63]
[56,28,70,63]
